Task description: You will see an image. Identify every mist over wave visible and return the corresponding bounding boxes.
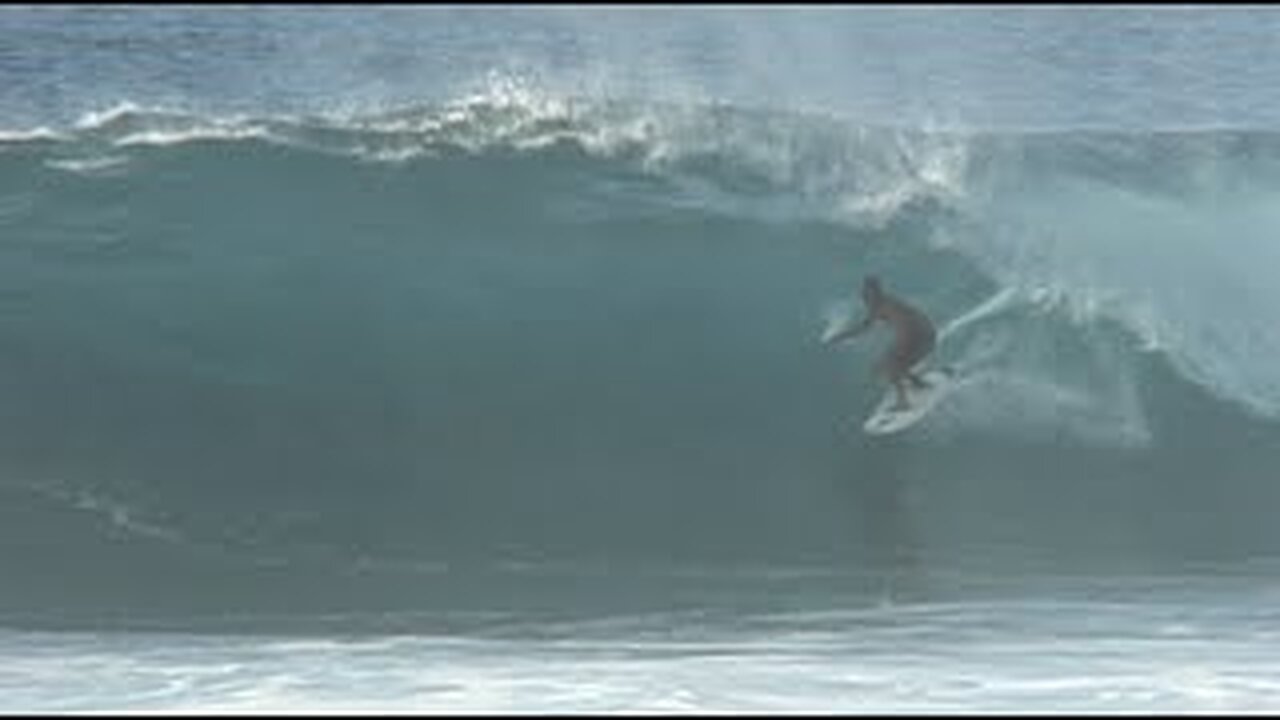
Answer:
[2,89,1280,623]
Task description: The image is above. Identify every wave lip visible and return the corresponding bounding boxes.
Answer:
[10,92,1280,428]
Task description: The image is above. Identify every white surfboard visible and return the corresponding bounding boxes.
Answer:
[863,367,958,435]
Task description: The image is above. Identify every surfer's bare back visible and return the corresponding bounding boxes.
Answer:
[824,275,937,411]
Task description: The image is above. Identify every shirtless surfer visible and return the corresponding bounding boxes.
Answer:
[823,275,937,412]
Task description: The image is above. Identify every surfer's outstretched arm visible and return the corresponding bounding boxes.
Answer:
[824,313,874,345]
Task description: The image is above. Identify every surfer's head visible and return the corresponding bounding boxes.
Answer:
[862,275,883,303]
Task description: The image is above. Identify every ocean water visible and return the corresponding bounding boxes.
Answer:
[3,5,1280,713]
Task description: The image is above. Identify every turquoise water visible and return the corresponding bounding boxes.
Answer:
[2,6,1280,712]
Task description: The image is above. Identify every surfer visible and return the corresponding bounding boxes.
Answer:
[824,275,937,411]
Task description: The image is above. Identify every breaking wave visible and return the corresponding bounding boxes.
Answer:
[2,88,1279,622]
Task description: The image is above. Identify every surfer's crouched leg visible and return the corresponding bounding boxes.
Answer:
[875,356,912,411]
[894,336,934,392]
[891,376,912,411]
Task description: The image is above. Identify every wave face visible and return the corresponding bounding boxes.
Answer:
[4,95,1280,620]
